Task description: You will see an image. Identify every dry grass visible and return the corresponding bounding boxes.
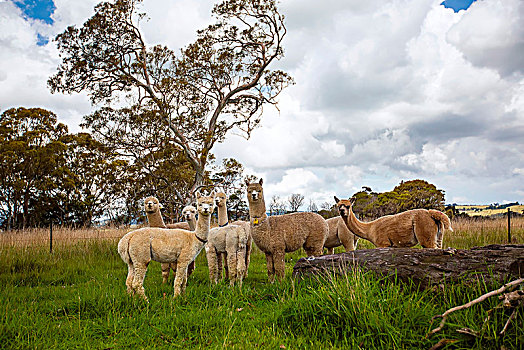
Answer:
[1,216,523,251]
[446,216,524,248]
[0,226,130,248]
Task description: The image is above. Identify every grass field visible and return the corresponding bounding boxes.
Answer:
[1,217,523,349]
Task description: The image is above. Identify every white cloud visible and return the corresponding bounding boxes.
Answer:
[1,0,524,205]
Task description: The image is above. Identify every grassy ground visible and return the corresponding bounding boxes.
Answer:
[1,218,523,349]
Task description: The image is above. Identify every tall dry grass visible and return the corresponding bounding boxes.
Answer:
[446,215,524,248]
[0,226,130,249]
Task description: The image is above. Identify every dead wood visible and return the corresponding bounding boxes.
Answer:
[292,244,524,288]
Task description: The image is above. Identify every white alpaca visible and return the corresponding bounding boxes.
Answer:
[324,216,359,254]
[206,192,251,286]
[143,197,197,283]
[118,192,215,300]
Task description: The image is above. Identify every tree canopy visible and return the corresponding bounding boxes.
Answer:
[349,180,446,219]
[49,0,293,202]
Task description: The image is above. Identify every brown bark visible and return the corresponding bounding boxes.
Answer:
[292,244,524,288]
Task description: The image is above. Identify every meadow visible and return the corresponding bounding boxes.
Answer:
[1,217,523,349]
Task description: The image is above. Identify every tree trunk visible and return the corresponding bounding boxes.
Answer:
[293,244,524,288]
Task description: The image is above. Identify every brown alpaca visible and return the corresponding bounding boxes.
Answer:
[245,179,328,282]
[143,197,196,283]
[334,196,453,248]
[206,192,251,285]
[118,192,215,300]
[324,216,359,254]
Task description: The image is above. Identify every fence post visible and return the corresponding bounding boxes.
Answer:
[50,220,53,254]
[507,208,511,243]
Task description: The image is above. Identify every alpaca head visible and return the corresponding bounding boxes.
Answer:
[215,192,227,208]
[334,196,355,218]
[181,205,197,221]
[245,178,264,203]
[195,191,216,217]
[144,196,162,214]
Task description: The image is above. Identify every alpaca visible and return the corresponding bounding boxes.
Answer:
[245,179,329,282]
[334,196,453,248]
[143,197,197,283]
[206,192,251,285]
[118,192,215,300]
[324,216,359,254]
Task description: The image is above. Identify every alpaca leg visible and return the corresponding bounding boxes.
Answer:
[326,247,335,255]
[339,232,355,252]
[436,225,444,249]
[161,263,170,284]
[206,248,219,284]
[216,251,223,280]
[125,263,135,296]
[273,250,286,282]
[265,253,276,283]
[244,239,252,278]
[222,253,229,280]
[170,262,178,279]
[173,264,188,297]
[236,248,247,286]
[227,250,238,286]
[414,222,437,248]
[132,262,149,301]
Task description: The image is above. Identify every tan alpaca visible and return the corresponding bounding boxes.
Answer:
[245,179,328,282]
[334,196,453,248]
[143,197,197,283]
[118,192,215,300]
[324,216,359,254]
[206,192,251,286]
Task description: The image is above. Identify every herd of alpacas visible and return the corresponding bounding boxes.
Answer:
[118,179,453,300]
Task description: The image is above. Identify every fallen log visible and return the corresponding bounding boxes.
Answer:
[292,244,524,288]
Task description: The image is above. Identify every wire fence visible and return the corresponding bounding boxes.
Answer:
[1,213,523,251]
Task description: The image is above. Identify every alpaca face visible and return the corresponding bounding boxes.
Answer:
[215,192,227,208]
[196,194,216,216]
[181,205,197,221]
[246,183,263,202]
[334,196,354,218]
[144,197,161,214]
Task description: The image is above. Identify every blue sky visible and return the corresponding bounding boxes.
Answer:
[441,0,476,13]
[14,0,55,24]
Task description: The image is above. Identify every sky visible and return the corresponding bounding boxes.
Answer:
[1,0,523,208]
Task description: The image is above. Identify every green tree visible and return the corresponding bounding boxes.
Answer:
[49,0,292,195]
[0,107,68,229]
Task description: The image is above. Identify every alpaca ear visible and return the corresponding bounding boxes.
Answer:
[334,196,340,204]
[350,197,356,205]
[195,191,201,199]
[259,178,263,185]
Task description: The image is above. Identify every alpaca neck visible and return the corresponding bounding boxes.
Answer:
[186,217,196,231]
[344,208,374,243]
[248,198,269,231]
[217,204,229,226]
[147,211,166,228]
[195,213,211,243]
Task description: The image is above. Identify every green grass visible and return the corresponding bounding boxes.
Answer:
[1,231,523,349]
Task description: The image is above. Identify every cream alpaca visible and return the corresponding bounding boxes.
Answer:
[245,179,329,282]
[206,192,251,285]
[324,216,359,254]
[118,192,215,300]
[334,196,452,248]
[143,197,197,283]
